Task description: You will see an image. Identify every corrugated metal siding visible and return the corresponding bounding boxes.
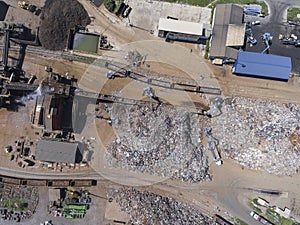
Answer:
[233,51,292,80]
[36,139,82,163]
[210,4,244,59]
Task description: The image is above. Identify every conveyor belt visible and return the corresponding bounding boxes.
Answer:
[105,62,221,95]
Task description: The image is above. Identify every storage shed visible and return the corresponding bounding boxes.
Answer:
[209,4,245,60]
[158,18,211,43]
[36,139,84,164]
[68,30,100,54]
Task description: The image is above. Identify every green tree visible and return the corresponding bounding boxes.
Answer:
[104,0,116,13]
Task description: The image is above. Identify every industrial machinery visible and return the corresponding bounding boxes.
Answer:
[0,22,38,109]
[243,8,265,17]
[142,86,159,111]
[95,115,119,125]
[245,22,257,46]
[261,32,273,54]
[18,1,36,12]
[104,62,222,96]
[204,127,222,166]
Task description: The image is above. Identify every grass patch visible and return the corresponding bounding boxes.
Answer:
[104,0,116,12]
[234,217,249,225]
[0,198,28,211]
[266,208,280,224]
[113,0,123,14]
[156,0,268,13]
[161,0,213,7]
[204,40,210,59]
[247,199,263,214]
[252,198,260,205]
[287,7,300,22]
[210,7,215,24]
[265,208,297,225]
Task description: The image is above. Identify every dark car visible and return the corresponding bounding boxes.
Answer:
[295,40,300,47]
[282,39,296,45]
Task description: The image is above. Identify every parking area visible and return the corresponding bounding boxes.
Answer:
[245,15,300,75]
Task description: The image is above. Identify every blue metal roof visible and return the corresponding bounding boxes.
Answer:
[232,51,292,81]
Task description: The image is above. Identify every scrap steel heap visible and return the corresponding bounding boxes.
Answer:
[106,103,211,183]
[108,188,214,225]
[212,96,300,175]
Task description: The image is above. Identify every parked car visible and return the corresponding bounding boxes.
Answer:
[295,40,300,47]
[248,36,257,45]
[251,20,261,26]
[282,39,296,45]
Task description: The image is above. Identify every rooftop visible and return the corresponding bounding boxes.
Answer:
[209,4,245,59]
[232,51,292,81]
[158,18,204,36]
[36,139,84,164]
[73,32,100,54]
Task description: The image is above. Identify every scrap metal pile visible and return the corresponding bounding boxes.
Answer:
[108,188,214,225]
[212,96,300,175]
[106,103,210,183]
[0,184,39,222]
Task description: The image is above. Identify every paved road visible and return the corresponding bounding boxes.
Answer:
[247,0,300,74]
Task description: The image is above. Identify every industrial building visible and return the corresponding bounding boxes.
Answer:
[36,139,85,164]
[31,71,77,132]
[158,18,212,43]
[232,51,292,81]
[31,93,74,132]
[89,0,102,7]
[68,28,100,54]
[209,4,245,60]
[0,1,9,21]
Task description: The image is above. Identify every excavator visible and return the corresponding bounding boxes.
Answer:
[18,1,36,12]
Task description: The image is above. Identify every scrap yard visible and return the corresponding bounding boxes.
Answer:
[0,0,300,225]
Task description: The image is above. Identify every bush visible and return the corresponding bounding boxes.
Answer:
[287,7,300,22]
[247,199,262,214]
[234,217,249,225]
[104,0,116,12]
[204,40,210,59]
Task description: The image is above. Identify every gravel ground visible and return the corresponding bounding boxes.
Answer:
[212,96,300,175]
[108,187,214,225]
[39,0,91,50]
[106,103,211,183]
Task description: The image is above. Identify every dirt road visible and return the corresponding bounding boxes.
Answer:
[77,0,158,46]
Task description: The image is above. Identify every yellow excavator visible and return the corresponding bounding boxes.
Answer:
[18,1,36,12]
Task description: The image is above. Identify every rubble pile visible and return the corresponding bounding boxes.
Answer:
[212,97,300,175]
[106,103,210,182]
[108,188,214,225]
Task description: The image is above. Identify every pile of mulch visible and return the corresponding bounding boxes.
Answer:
[39,0,91,50]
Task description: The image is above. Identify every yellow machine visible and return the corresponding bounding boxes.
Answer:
[18,1,37,13]
[18,1,30,10]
